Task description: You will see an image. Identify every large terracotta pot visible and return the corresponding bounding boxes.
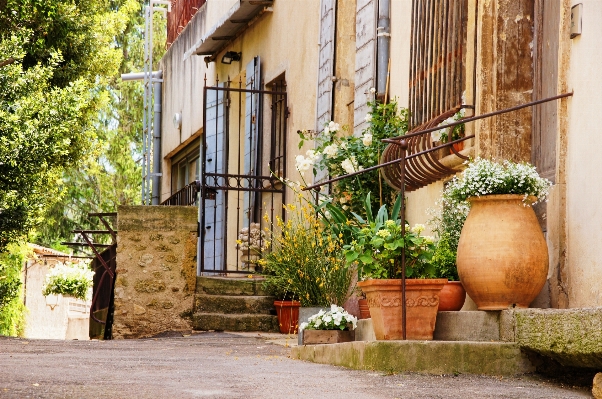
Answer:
[274,300,301,334]
[437,281,466,311]
[357,279,447,340]
[456,194,549,310]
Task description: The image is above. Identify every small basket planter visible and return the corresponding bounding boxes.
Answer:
[302,329,355,345]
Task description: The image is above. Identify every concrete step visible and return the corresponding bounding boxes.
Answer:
[194,294,275,315]
[434,311,503,342]
[292,340,534,376]
[196,276,269,296]
[193,312,279,332]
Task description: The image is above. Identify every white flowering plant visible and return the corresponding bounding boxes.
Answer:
[42,261,94,301]
[300,304,357,331]
[342,193,436,280]
[444,158,552,204]
[430,109,466,143]
[296,99,409,218]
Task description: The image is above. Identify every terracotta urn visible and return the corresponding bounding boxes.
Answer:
[437,281,466,311]
[456,194,549,310]
[357,278,447,340]
[273,300,301,334]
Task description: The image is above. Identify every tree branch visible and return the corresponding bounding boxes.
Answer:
[0,58,16,68]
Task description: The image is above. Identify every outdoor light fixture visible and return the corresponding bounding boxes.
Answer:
[221,51,242,64]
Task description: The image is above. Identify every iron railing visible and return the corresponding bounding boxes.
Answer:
[161,180,201,206]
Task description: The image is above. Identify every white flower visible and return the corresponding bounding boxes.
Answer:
[322,127,330,135]
[340,142,348,150]
[341,157,358,174]
[299,322,308,331]
[295,155,312,175]
[324,210,331,219]
[339,196,347,204]
[306,149,320,163]
[342,205,348,210]
[431,129,443,142]
[362,133,373,147]
[370,87,376,93]
[364,113,372,122]
[323,143,339,159]
[327,121,340,132]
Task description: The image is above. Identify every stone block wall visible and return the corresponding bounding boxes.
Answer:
[113,206,197,339]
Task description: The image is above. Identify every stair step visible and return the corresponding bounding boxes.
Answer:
[196,276,270,296]
[194,294,275,315]
[193,313,279,332]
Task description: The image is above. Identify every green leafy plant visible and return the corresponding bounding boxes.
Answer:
[341,193,436,280]
[296,100,409,217]
[299,305,357,331]
[431,233,459,281]
[431,110,466,143]
[42,261,94,301]
[260,200,353,307]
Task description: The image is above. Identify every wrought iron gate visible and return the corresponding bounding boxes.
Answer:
[200,75,287,274]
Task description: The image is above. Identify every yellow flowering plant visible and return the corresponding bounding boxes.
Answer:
[260,199,353,307]
[341,193,436,280]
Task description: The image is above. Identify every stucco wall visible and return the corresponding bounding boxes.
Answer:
[113,206,197,339]
[565,0,602,307]
[24,259,90,340]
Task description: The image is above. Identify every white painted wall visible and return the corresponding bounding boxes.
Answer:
[24,260,90,340]
[565,0,602,307]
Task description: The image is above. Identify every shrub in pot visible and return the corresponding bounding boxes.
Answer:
[261,198,354,334]
[42,261,94,301]
[336,193,446,340]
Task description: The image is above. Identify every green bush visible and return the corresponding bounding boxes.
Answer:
[42,261,94,301]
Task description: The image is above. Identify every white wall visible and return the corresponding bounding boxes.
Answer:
[565,0,602,307]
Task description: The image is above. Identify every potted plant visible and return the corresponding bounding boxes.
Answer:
[446,158,552,310]
[431,234,466,311]
[261,199,354,334]
[300,304,357,345]
[42,261,94,302]
[431,110,466,153]
[340,193,446,340]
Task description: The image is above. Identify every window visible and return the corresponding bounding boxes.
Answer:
[170,138,200,194]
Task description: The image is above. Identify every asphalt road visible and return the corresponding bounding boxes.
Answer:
[0,332,592,399]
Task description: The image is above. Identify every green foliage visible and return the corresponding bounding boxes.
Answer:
[297,100,409,218]
[431,233,459,281]
[261,201,354,307]
[0,243,30,336]
[339,193,436,280]
[42,261,94,301]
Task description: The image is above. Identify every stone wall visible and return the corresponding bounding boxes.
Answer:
[113,206,197,339]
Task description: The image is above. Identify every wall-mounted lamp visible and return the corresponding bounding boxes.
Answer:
[173,112,182,130]
[221,51,242,64]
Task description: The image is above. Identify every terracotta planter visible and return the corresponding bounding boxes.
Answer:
[437,281,466,311]
[273,300,301,334]
[358,298,371,319]
[456,194,549,310]
[451,141,464,153]
[357,278,447,340]
[302,329,355,345]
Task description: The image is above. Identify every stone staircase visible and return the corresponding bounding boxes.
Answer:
[192,276,280,332]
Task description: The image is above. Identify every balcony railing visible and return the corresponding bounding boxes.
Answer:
[161,180,201,206]
[167,0,206,45]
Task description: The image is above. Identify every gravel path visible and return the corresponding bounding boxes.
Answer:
[0,332,592,399]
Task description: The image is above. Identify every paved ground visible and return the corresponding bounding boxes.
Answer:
[0,332,592,399]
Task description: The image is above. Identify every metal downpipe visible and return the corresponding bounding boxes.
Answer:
[376,0,391,97]
[152,73,163,205]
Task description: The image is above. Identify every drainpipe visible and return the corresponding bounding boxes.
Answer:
[376,0,391,100]
[152,75,162,205]
[121,71,163,205]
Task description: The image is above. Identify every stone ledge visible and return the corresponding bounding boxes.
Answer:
[194,294,275,314]
[196,276,269,296]
[292,340,534,376]
[510,308,602,369]
[192,312,279,332]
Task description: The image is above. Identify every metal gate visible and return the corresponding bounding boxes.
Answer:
[200,75,287,274]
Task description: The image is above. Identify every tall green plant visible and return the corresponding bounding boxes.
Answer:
[0,243,30,336]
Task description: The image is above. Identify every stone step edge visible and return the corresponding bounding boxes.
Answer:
[292,340,534,376]
[192,312,277,318]
[194,294,276,300]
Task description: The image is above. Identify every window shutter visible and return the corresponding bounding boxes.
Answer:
[354,0,377,136]
[244,56,261,225]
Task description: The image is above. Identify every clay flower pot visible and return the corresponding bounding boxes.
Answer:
[273,300,301,334]
[358,298,371,319]
[456,194,549,310]
[437,281,466,311]
[357,278,447,340]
